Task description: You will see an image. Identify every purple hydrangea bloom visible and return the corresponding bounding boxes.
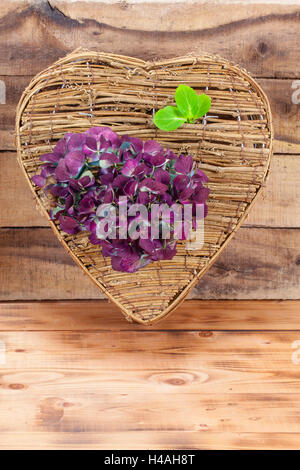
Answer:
[31,126,210,273]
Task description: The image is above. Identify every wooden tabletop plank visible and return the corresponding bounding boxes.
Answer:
[0,1,299,77]
[0,227,299,301]
[0,329,300,448]
[0,300,299,331]
[0,431,299,450]
[1,388,300,433]
[1,330,299,374]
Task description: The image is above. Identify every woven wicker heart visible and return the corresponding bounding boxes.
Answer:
[16,49,273,324]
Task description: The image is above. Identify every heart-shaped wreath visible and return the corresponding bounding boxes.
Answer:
[16,50,273,324]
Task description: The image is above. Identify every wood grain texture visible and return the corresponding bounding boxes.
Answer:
[0,329,300,450]
[1,0,300,450]
[1,1,299,77]
[1,432,300,450]
[193,227,300,300]
[0,152,46,226]
[50,0,300,33]
[2,153,299,228]
[260,79,300,154]
[0,300,299,331]
[245,154,300,228]
[1,227,299,300]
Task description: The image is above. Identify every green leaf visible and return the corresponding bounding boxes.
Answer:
[153,106,186,131]
[175,85,199,120]
[195,94,211,119]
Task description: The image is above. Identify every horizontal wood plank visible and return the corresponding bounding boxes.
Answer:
[2,152,299,228]
[0,227,299,301]
[259,79,300,154]
[0,152,46,226]
[0,300,299,331]
[50,0,300,33]
[1,388,300,433]
[0,1,299,77]
[1,431,300,450]
[193,227,300,300]
[0,329,300,448]
[245,154,300,228]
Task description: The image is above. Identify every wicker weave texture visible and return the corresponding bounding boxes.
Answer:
[16,49,273,324]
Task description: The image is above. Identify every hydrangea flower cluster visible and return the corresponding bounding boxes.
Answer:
[32,127,209,273]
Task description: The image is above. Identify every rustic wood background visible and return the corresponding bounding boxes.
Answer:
[0,0,300,449]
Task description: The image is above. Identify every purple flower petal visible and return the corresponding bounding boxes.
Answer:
[54,160,70,182]
[113,174,128,190]
[137,192,150,204]
[144,140,163,155]
[173,175,189,193]
[111,250,141,273]
[193,187,210,204]
[175,154,193,174]
[103,185,114,203]
[31,175,46,187]
[153,155,166,167]
[98,239,115,255]
[59,215,80,234]
[41,164,56,178]
[40,153,61,164]
[50,185,69,198]
[64,151,86,176]
[67,133,85,151]
[154,169,170,185]
[89,231,103,245]
[86,127,121,150]
[124,180,138,197]
[193,169,209,183]
[161,192,173,206]
[139,238,157,254]
[139,178,168,195]
[83,136,98,156]
[178,187,194,203]
[121,135,143,154]
[165,148,177,161]
[78,194,96,214]
[163,240,177,260]
[133,163,150,178]
[121,159,138,177]
[69,170,95,190]
[100,173,114,185]
[99,153,118,169]
[53,138,67,157]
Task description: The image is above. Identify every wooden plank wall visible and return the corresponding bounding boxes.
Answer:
[1,0,300,450]
[0,0,300,301]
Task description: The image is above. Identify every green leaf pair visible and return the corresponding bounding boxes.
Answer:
[153,85,211,131]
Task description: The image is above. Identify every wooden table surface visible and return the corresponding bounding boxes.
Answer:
[1,300,300,450]
[0,0,300,449]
